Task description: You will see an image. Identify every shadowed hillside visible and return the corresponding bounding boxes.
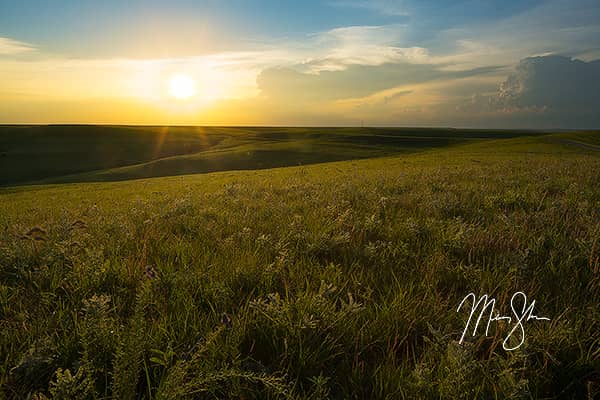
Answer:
[0,125,548,186]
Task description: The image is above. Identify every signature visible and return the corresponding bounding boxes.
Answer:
[457,291,551,351]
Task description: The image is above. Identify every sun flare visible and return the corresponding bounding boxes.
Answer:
[169,74,196,99]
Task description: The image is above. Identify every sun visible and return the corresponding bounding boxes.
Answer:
[169,74,196,99]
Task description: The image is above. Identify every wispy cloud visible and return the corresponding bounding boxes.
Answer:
[298,25,432,72]
[0,37,36,55]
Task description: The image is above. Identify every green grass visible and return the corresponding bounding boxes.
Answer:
[0,131,599,398]
[0,125,546,186]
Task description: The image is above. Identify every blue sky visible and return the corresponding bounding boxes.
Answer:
[0,0,599,127]
[0,0,558,56]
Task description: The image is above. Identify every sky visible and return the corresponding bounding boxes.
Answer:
[1,0,599,128]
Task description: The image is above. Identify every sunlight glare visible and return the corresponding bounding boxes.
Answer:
[169,74,196,99]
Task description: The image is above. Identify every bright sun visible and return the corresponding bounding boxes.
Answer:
[169,74,196,99]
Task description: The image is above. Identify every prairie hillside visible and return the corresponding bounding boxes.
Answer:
[0,125,551,186]
[0,132,598,398]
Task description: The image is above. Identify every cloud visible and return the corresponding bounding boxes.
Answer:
[493,55,600,111]
[454,55,600,128]
[252,54,600,129]
[302,25,432,72]
[429,0,600,67]
[257,61,501,103]
[316,1,600,75]
[0,37,36,55]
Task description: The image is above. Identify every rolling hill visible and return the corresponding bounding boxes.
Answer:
[0,130,598,398]
[0,125,554,186]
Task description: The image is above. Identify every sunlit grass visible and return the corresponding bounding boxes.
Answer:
[0,134,598,398]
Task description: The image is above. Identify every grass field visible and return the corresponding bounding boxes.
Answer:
[0,129,599,398]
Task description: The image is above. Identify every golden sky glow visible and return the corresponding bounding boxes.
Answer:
[1,1,599,128]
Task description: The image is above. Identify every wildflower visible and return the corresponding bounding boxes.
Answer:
[144,265,157,279]
[82,294,111,319]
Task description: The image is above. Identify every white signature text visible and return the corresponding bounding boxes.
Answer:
[457,291,551,350]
